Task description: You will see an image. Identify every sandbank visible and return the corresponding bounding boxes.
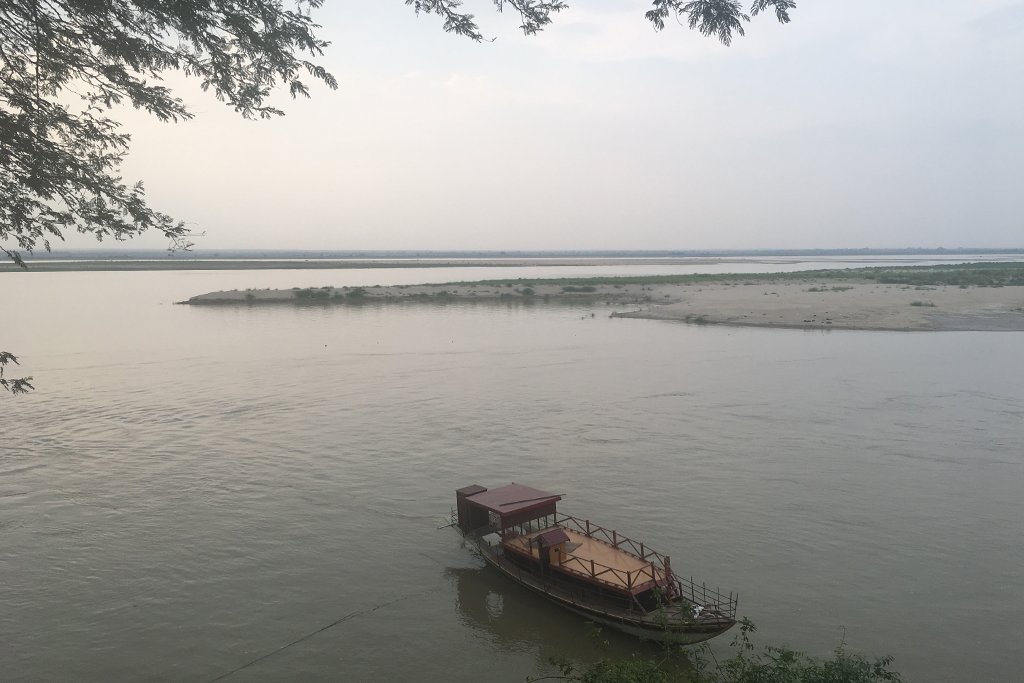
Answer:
[184,277,1024,332]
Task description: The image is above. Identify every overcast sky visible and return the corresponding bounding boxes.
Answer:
[72,0,1024,251]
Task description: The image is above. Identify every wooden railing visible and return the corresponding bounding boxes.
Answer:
[553,513,737,618]
[554,513,669,569]
[556,553,660,592]
[669,575,739,620]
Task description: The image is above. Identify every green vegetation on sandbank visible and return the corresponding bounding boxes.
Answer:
[448,262,1024,289]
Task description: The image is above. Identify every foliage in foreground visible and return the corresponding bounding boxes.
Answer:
[536,619,903,683]
[0,0,798,270]
[407,1,796,45]
[1,0,338,268]
[0,352,33,395]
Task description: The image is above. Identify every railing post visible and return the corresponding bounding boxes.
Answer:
[590,559,595,576]
[640,542,645,558]
[586,519,590,536]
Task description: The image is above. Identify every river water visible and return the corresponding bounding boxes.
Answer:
[2,258,1023,681]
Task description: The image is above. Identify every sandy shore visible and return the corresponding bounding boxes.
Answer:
[613,280,1024,331]
[185,278,1024,332]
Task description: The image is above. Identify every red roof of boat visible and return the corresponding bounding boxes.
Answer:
[465,483,561,516]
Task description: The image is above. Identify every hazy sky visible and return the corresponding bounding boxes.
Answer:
[69,0,1024,251]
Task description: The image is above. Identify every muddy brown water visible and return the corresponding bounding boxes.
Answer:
[3,262,1022,681]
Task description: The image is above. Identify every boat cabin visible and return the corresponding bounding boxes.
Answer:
[456,483,561,537]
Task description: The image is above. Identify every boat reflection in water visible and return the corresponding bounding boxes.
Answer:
[445,565,667,665]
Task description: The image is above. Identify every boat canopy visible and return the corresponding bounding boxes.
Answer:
[466,484,561,515]
[456,483,562,533]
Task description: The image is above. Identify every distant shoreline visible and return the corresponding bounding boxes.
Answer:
[4,248,1024,272]
[182,264,1024,332]
[0,257,960,273]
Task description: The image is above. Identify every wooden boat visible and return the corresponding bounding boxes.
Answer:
[453,483,737,644]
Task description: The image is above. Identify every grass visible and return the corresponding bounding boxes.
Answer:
[441,262,1024,289]
[293,287,331,300]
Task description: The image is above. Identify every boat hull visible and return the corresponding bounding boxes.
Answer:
[474,539,735,645]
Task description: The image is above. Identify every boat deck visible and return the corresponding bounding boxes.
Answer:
[503,526,666,593]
